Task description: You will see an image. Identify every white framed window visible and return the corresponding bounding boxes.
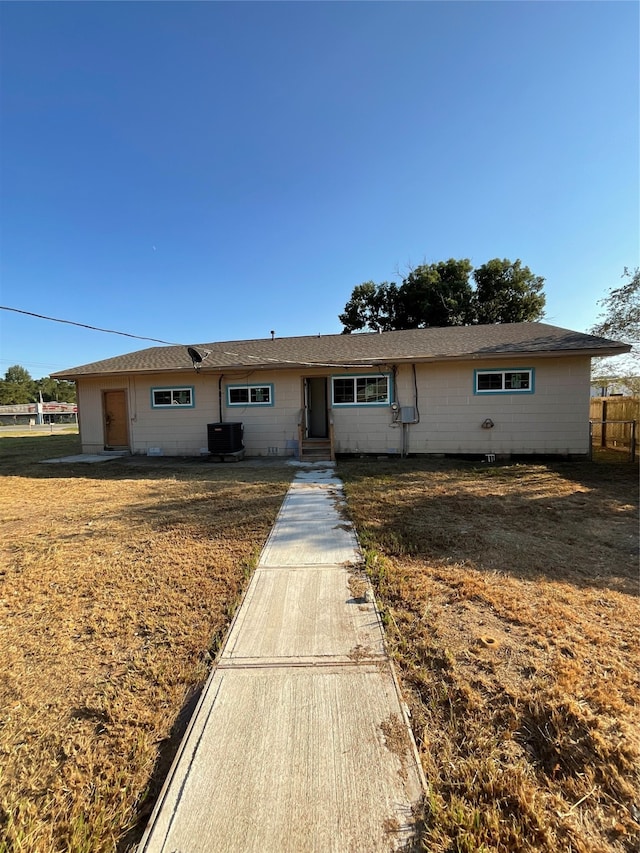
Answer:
[331,374,391,406]
[474,369,534,394]
[151,386,194,408]
[227,384,274,406]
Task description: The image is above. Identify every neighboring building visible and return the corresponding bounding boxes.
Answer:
[52,323,630,460]
[590,377,639,397]
[0,402,78,426]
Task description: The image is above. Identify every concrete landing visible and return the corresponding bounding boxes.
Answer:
[138,465,425,852]
[40,453,122,464]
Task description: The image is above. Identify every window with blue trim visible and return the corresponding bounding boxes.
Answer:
[475,369,533,394]
[227,384,273,406]
[151,387,194,407]
[332,375,390,405]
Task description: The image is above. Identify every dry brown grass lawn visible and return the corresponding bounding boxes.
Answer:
[339,457,639,853]
[0,434,291,852]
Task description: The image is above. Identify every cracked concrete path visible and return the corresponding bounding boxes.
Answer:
[138,464,425,853]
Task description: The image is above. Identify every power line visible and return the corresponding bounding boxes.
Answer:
[0,304,375,370]
[0,305,182,346]
[0,359,71,374]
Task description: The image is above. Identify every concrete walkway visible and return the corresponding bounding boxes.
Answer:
[138,464,425,853]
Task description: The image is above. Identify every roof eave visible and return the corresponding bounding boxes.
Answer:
[53,343,631,380]
[369,346,633,365]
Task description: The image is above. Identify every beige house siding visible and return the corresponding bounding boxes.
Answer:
[75,355,591,457]
[220,371,301,457]
[76,371,304,457]
[331,357,590,456]
[331,406,401,455]
[391,356,591,456]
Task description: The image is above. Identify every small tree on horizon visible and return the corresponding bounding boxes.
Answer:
[590,267,640,387]
[0,366,76,405]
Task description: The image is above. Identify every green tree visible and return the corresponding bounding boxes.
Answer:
[338,281,400,333]
[36,377,76,403]
[0,382,30,404]
[396,259,475,329]
[0,367,76,405]
[0,365,36,404]
[473,259,546,324]
[590,267,639,384]
[4,365,33,384]
[591,267,639,345]
[339,257,545,332]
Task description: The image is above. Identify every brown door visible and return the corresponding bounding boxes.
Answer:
[103,390,129,448]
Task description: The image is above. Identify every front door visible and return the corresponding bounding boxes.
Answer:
[103,390,129,449]
[304,377,328,438]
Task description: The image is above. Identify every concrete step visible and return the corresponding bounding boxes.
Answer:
[300,439,332,461]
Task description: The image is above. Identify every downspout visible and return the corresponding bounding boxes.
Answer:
[390,365,408,458]
[401,364,421,458]
[218,374,224,422]
[412,363,421,423]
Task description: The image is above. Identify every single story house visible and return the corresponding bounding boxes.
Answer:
[52,322,630,460]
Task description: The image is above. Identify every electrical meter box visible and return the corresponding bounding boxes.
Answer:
[400,407,415,423]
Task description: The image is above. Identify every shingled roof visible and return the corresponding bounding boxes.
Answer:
[52,322,631,379]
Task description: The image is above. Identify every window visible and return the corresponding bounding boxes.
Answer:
[227,384,273,406]
[331,374,390,406]
[151,387,194,408]
[474,369,534,394]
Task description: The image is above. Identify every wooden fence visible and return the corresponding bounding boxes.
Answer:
[589,397,639,460]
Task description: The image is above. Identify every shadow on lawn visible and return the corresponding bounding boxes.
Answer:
[117,683,205,852]
[1,433,296,851]
[0,433,293,482]
[337,456,639,596]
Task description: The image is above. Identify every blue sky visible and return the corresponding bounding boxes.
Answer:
[1,1,638,376]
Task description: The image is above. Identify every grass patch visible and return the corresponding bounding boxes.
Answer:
[339,456,639,853]
[0,431,81,471]
[0,435,292,851]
